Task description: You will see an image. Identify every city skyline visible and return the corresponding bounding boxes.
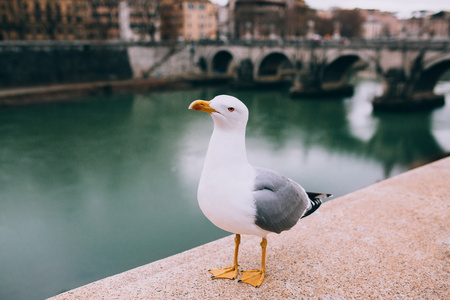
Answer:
[212,0,450,19]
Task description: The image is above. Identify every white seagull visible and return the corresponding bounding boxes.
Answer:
[188,95,331,287]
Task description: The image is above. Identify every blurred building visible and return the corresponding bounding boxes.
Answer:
[230,0,309,40]
[399,11,450,40]
[1,1,448,42]
[119,0,159,41]
[88,0,120,40]
[361,9,401,39]
[285,0,311,39]
[0,0,159,41]
[159,0,217,41]
[401,17,424,39]
[231,0,281,40]
[428,11,450,39]
[86,0,159,40]
[216,3,228,40]
[314,8,365,39]
[0,0,89,40]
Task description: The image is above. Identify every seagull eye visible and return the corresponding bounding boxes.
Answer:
[228,107,235,112]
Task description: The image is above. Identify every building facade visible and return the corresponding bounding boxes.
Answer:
[230,0,308,40]
[428,11,450,39]
[1,1,448,42]
[0,0,159,41]
[0,0,89,40]
[361,9,401,39]
[232,0,286,40]
[119,0,159,41]
[159,0,217,41]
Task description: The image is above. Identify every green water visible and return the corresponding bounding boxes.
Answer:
[1,80,449,299]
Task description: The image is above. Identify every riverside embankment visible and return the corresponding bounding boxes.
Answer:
[0,77,201,107]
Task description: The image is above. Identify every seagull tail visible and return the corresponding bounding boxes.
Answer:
[301,192,333,219]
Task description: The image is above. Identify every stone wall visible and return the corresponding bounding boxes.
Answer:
[0,42,133,88]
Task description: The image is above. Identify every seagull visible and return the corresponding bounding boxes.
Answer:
[188,95,331,287]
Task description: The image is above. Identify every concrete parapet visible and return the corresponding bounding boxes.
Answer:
[50,157,449,299]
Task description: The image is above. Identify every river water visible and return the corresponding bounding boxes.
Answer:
[1,79,449,299]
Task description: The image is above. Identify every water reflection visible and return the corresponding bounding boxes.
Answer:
[0,80,448,300]
[368,112,446,177]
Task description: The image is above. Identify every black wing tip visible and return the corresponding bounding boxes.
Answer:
[307,192,333,199]
[301,191,332,219]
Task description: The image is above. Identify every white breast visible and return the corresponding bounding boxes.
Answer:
[198,162,269,237]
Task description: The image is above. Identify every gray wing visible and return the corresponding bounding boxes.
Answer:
[253,168,310,234]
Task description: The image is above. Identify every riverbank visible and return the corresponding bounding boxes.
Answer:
[0,77,197,108]
[49,157,450,299]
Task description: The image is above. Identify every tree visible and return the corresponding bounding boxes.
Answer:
[314,15,333,37]
[332,9,364,38]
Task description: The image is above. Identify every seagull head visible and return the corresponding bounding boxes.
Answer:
[189,95,249,131]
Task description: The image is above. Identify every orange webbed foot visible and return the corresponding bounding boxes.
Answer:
[209,266,239,280]
[238,269,265,287]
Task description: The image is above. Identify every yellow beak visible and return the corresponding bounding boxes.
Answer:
[188,100,218,114]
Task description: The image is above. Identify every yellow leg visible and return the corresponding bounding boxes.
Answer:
[209,234,240,280]
[239,237,267,288]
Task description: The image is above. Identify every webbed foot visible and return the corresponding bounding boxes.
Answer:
[209,266,238,280]
[238,269,265,287]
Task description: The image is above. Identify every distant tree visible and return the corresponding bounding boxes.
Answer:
[314,15,334,36]
[287,6,316,38]
[332,9,364,38]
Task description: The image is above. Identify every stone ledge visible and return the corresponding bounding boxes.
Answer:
[49,157,450,299]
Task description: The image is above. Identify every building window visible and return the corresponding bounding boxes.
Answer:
[199,4,205,10]
[188,3,194,9]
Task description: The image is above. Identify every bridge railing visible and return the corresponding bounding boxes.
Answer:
[206,38,450,51]
[1,39,449,51]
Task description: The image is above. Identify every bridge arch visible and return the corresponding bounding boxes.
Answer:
[322,54,362,84]
[423,52,450,71]
[413,58,450,94]
[255,52,294,82]
[211,50,234,74]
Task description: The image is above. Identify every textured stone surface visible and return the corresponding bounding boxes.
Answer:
[50,158,450,299]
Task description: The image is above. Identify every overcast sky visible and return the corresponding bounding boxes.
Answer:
[212,0,450,19]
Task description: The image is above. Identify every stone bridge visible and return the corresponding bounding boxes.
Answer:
[129,40,449,111]
[182,40,449,110]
